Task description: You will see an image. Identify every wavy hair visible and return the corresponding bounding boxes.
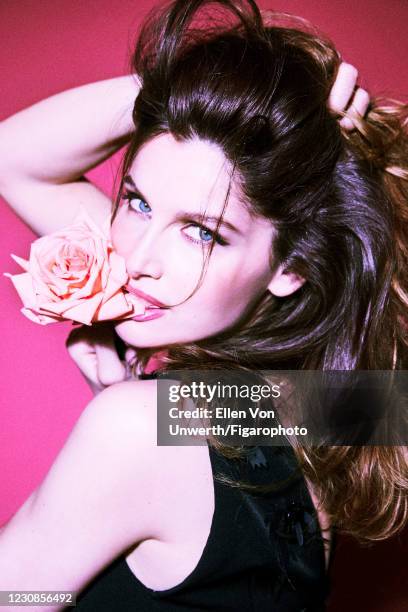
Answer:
[113,0,408,543]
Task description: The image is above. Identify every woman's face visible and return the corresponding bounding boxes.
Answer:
[111,133,300,349]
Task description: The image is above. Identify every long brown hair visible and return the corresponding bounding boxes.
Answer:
[114,0,408,543]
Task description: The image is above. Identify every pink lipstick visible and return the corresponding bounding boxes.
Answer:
[131,309,166,322]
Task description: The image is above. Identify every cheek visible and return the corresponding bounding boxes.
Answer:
[192,271,257,320]
[195,258,271,323]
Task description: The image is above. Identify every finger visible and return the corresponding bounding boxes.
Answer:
[328,62,359,114]
[339,87,370,130]
[94,325,127,386]
[65,324,90,349]
[66,334,101,386]
[125,347,137,362]
[123,347,138,378]
[352,87,370,116]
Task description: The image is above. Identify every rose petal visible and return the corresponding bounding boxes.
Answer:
[29,249,62,300]
[4,272,36,308]
[21,307,64,325]
[38,291,103,320]
[40,294,103,325]
[64,238,107,300]
[95,291,134,321]
[100,251,128,303]
[10,254,30,272]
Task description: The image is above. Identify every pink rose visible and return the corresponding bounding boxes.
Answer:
[5,208,145,325]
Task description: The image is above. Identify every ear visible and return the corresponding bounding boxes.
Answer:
[267,265,306,297]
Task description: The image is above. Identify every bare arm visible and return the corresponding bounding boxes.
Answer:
[0,380,160,611]
[0,75,140,235]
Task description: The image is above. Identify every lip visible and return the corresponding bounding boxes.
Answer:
[125,284,167,308]
[131,310,166,322]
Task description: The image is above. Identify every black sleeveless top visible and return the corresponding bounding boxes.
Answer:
[71,441,331,611]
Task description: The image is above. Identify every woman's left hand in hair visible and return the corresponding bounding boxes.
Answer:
[328,61,371,130]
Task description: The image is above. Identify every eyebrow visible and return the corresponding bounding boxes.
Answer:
[123,174,243,235]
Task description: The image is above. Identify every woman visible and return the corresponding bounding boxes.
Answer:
[0,0,407,610]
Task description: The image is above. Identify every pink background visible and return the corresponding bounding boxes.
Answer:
[0,1,407,609]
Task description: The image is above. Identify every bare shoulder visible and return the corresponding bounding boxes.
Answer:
[92,378,213,476]
[55,378,160,481]
[81,377,211,482]
[0,379,163,596]
[80,378,158,439]
[91,380,215,537]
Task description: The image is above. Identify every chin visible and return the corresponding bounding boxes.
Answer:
[114,319,210,350]
[114,320,168,349]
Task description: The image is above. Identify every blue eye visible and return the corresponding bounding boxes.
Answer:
[200,229,213,242]
[130,197,151,214]
[137,199,151,213]
[121,192,151,215]
[184,225,228,246]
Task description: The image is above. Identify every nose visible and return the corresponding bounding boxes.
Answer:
[125,227,163,280]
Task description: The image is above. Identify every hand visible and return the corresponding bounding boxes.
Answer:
[66,323,137,394]
[328,62,371,130]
